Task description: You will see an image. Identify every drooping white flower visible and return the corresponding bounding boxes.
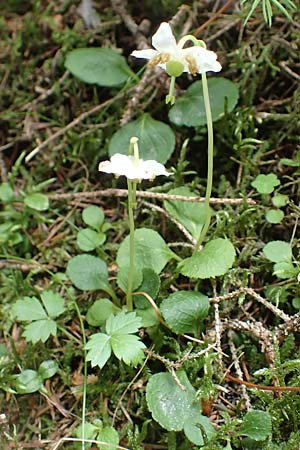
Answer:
[131,22,222,76]
[98,153,170,180]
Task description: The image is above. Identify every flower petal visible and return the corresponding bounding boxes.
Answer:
[142,160,171,178]
[183,47,222,74]
[131,49,158,60]
[152,22,178,53]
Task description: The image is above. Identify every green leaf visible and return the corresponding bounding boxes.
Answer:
[117,265,143,293]
[86,299,120,327]
[164,187,207,240]
[273,261,297,279]
[146,371,197,431]
[67,254,111,292]
[251,173,280,194]
[15,369,43,394]
[77,228,106,251]
[272,194,288,208]
[86,333,112,368]
[65,48,133,86]
[24,193,49,211]
[23,319,57,343]
[265,209,284,224]
[82,205,105,230]
[133,268,161,309]
[263,240,292,263]
[109,114,175,164]
[110,333,145,366]
[117,228,175,275]
[136,308,159,327]
[183,412,216,445]
[169,78,239,127]
[105,311,142,335]
[160,290,210,334]
[40,291,65,318]
[240,410,272,441]
[280,157,300,167]
[97,426,119,450]
[178,238,235,279]
[38,360,58,380]
[12,297,47,321]
[0,182,14,202]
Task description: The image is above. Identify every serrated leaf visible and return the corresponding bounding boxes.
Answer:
[86,299,120,327]
[82,205,105,230]
[133,268,161,309]
[183,412,216,445]
[38,360,58,379]
[105,311,142,335]
[109,114,175,164]
[263,240,292,263]
[178,238,235,279]
[65,48,133,86]
[160,290,210,334]
[117,228,175,275]
[240,410,272,441]
[169,78,239,127]
[77,228,105,251]
[164,187,207,240]
[67,254,111,292]
[23,319,57,343]
[86,333,112,368]
[12,297,47,321]
[40,291,65,318]
[146,371,197,431]
[15,369,43,394]
[251,173,280,194]
[24,193,49,211]
[111,334,145,366]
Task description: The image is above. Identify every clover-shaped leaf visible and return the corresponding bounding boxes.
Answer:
[251,174,280,194]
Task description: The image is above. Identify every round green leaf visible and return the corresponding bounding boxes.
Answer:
[77,228,105,251]
[178,238,235,279]
[183,413,216,445]
[15,369,43,394]
[67,254,110,291]
[273,261,297,279]
[38,360,58,380]
[169,78,239,127]
[117,265,143,293]
[97,426,119,450]
[82,205,105,230]
[265,209,284,224]
[117,228,175,275]
[146,371,197,431]
[109,114,175,164]
[24,193,49,211]
[0,182,14,202]
[134,268,161,309]
[263,241,292,263]
[240,410,272,441]
[86,298,121,327]
[161,290,209,334]
[272,194,288,208]
[65,48,133,86]
[164,187,208,240]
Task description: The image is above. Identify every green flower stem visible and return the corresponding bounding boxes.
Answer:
[126,178,136,311]
[193,72,214,254]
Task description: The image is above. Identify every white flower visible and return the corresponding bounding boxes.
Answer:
[131,22,222,76]
[98,153,170,180]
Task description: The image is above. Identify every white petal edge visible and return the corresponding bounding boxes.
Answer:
[152,22,178,53]
[183,47,222,73]
[131,49,158,60]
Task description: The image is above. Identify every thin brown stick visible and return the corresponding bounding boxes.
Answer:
[226,374,300,392]
[193,0,237,37]
[48,188,256,205]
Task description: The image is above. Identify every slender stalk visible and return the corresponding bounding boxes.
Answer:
[126,179,135,311]
[72,297,88,450]
[193,72,214,254]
